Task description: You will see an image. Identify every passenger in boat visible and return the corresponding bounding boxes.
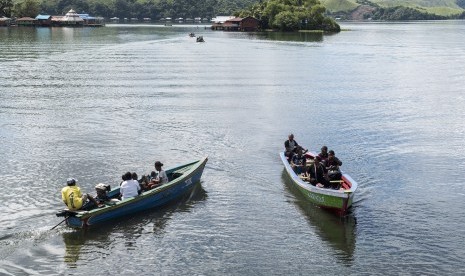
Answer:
[307,156,329,188]
[325,150,342,170]
[120,171,141,200]
[149,170,157,181]
[138,172,150,191]
[291,146,306,174]
[318,146,329,163]
[95,183,111,203]
[120,173,129,186]
[148,161,168,189]
[326,150,343,189]
[61,178,101,211]
[284,134,299,161]
[132,171,148,191]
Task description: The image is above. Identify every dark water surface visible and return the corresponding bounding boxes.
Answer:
[1,22,465,275]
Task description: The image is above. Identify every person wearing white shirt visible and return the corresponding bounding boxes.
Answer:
[120,172,141,200]
[148,161,169,189]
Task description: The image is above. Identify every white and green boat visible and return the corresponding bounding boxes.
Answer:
[280,152,357,215]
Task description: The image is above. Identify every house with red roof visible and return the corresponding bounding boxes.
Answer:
[211,16,260,32]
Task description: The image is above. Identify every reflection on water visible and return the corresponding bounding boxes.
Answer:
[61,183,207,267]
[281,171,356,263]
[246,31,324,42]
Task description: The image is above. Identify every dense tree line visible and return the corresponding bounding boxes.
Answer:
[1,0,256,19]
[1,0,13,16]
[370,6,447,20]
[235,0,340,32]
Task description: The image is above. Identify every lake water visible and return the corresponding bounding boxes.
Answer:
[1,21,465,275]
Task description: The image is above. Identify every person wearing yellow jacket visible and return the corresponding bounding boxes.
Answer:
[61,178,99,211]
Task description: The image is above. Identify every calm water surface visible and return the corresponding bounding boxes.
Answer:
[1,21,465,275]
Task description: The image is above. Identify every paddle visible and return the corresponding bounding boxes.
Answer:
[51,217,68,230]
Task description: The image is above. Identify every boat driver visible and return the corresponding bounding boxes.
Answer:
[61,178,100,211]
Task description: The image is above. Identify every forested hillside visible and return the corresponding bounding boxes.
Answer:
[1,0,256,19]
[322,0,465,19]
[2,0,465,20]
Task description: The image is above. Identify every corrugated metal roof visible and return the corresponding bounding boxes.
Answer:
[78,14,97,20]
[17,17,36,21]
[62,9,84,22]
[226,18,243,22]
[211,16,235,23]
[36,15,51,20]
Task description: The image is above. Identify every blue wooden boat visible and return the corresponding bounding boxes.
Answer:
[56,156,208,228]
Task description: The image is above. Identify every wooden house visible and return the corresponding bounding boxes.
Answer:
[240,17,260,31]
[78,13,105,26]
[0,16,11,26]
[16,17,36,26]
[211,16,259,32]
[35,15,52,26]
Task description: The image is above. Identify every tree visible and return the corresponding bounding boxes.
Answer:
[13,0,41,17]
[273,10,299,31]
[0,0,14,17]
[238,0,340,32]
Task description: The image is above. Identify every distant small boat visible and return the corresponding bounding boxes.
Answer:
[189,32,196,37]
[196,36,205,42]
[280,151,357,216]
[56,156,208,228]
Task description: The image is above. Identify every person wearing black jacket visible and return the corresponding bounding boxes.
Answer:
[308,156,329,188]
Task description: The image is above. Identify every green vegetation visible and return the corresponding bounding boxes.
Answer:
[372,0,463,16]
[14,0,40,17]
[320,0,358,13]
[1,0,13,16]
[322,0,464,18]
[3,0,257,19]
[371,6,447,20]
[2,0,465,21]
[236,0,340,32]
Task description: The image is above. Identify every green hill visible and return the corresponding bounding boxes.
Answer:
[373,0,463,15]
[322,0,464,17]
[320,0,359,12]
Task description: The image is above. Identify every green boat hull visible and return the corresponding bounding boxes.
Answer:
[294,182,351,210]
[280,152,357,215]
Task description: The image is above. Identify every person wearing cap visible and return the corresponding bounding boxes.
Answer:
[307,156,329,188]
[61,178,100,211]
[148,161,168,189]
